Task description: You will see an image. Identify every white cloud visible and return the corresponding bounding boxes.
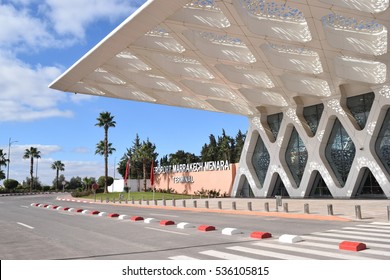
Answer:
[0,51,74,122]
[0,3,57,51]
[72,147,91,154]
[45,0,138,39]
[0,0,143,123]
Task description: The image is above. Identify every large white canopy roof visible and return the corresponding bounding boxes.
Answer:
[49,0,390,116]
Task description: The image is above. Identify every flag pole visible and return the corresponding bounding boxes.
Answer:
[151,159,155,201]
[124,158,130,201]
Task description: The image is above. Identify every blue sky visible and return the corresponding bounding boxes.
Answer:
[0,0,248,186]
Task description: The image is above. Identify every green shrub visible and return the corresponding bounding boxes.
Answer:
[4,179,19,191]
[71,190,92,197]
[97,176,114,188]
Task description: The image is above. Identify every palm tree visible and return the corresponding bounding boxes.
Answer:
[0,149,7,180]
[23,147,41,192]
[95,112,116,193]
[95,141,116,156]
[51,160,65,191]
[82,177,95,192]
[133,139,157,191]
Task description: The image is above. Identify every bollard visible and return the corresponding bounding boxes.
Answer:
[182,200,186,207]
[327,204,333,216]
[131,197,134,204]
[154,200,157,206]
[304,203,310,214]
[283,202,288,213]
[205,200,209,209]
[387,206,390,222]
[125,198,128,204]
[172,198,176,207]
[139,199,142,205]
[106,197,109,203]
[232,201,236,210]
[247,202,252,211]
[193,200,197,208]
[355,205,362,220]
[113,197,116,204]
[264,202,269,212]
[163,198,166,206]
[146,199,149,205]
[101,197,103,203]
[218,201,222,210]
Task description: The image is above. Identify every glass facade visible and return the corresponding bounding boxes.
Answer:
[240,92,390,198]
[375,107,390,175]
[310,171,332,197]
[346,92,375,129]
[355,168,384,198]
[271,175,289,197]
[285,127,307,187]
[267,112,283,140]
[239,177,254,198]
[303,103,324,135]
[251,135,270,187]
[325,118,356,187]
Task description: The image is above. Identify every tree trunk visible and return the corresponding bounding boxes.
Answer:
[56,169,59,191]
[143,159,147,191]
[104,127,109,193]
[30,157,34,192]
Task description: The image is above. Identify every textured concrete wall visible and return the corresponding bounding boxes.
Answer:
[232,85,390,198]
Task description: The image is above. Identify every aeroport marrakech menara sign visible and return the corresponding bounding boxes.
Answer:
[154,160,231,184]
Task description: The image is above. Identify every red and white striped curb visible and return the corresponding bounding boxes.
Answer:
[31,202,279,240]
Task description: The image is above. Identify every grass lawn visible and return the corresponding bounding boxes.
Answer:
[85,192,194,201]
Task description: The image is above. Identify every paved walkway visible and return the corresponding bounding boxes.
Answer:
[58,194,390,222]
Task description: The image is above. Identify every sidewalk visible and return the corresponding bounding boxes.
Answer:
[58,194,390,222]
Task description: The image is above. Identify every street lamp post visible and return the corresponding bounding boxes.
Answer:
[6,138,18,181]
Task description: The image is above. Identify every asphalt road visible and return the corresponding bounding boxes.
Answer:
[0,194,387,260]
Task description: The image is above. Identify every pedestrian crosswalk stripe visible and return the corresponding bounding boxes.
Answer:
[302,240,390,257]
[303,235,390,249]
[167,223,390,260]
[251,242,374,260]
[342,226,390,233]
[227,246,312,260]
[169,255,199,260]
[370,222,390,226]
[356,224,390,230]
[312,232,390,243]
[328,229,390,238]
[199,250,257,260]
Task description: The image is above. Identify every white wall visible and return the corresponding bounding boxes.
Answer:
[108,179,152,193]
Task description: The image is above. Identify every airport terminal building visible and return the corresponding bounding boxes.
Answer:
[50,0,390,199]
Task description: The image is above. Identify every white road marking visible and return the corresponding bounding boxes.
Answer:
[303,235,390,249]
[20,205,29,208]
[200,250,257,260]
[228,246,312,260]
[328,229,390,238]
[145,227,189,236]
[342,226,390,233]
[254,242,370,260]
[17,222,34,229]
[314,232,390,243]
[150,213,179,218]
[169,255,199,260]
